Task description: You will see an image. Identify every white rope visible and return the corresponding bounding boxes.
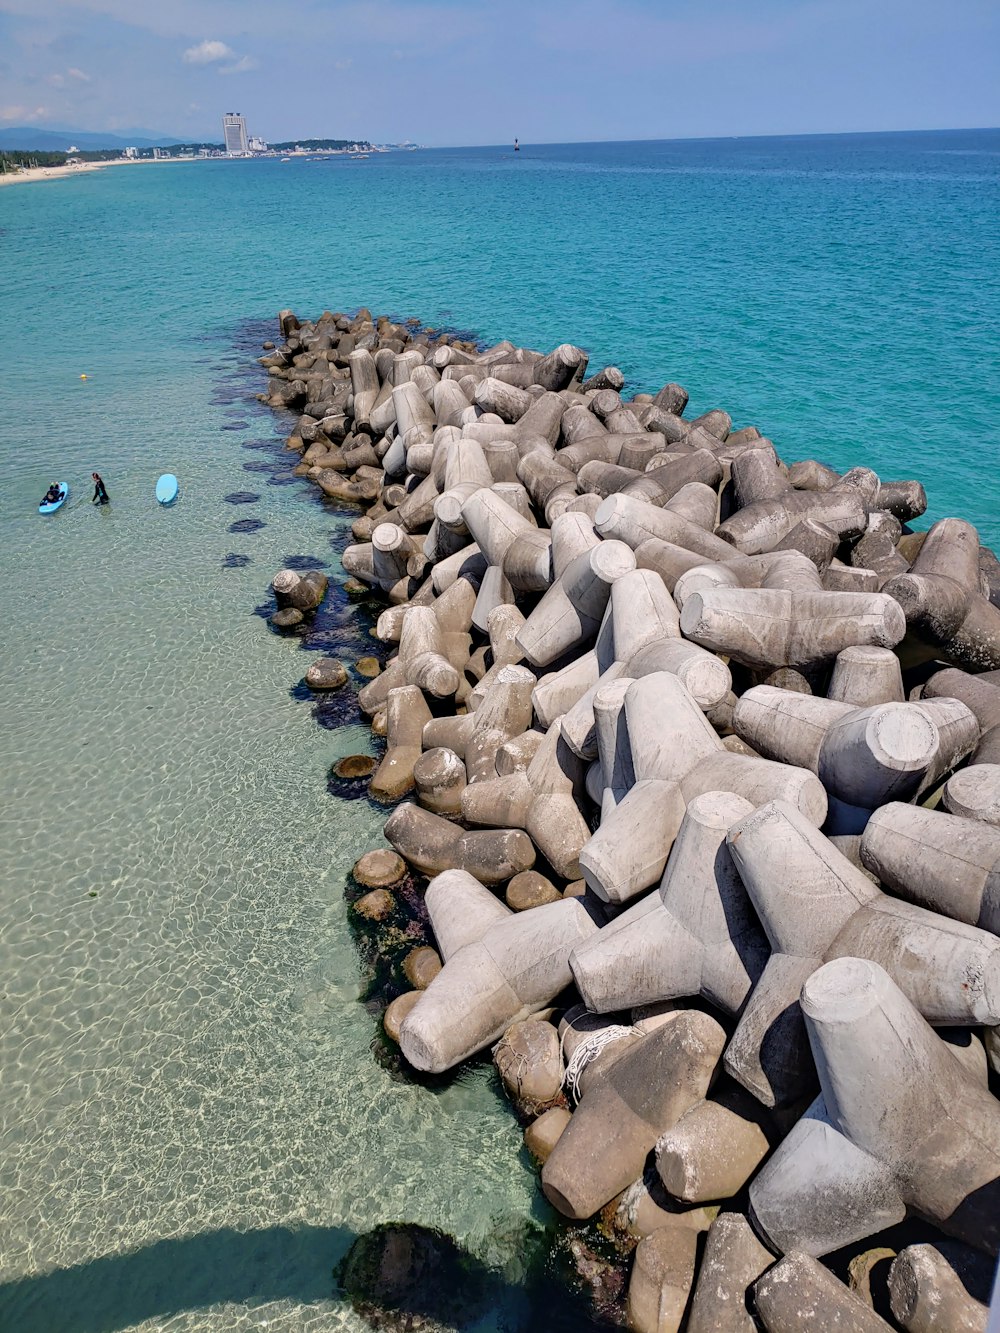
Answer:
[562,1023,637,1105]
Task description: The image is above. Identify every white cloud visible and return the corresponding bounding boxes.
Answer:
[218,54,258,74]
[0,105,50,122]
[46,66,91,87]
[182,39,234,64]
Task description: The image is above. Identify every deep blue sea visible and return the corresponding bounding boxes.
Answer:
[1,129,998,1332]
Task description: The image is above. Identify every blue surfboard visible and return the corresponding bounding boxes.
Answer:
[156,473,179,506]
[39,482,69,514]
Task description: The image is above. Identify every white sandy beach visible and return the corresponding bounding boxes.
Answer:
[0,160,109,187]
[0,156,200,188]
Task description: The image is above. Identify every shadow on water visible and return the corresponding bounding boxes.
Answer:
[0,1224,352,1333]
[0,1220,626,1333]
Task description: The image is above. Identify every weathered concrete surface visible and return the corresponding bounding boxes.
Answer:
[541,1010,725,1219]
[888,1245,988,1332]
[572,792,768,1016]
[754,1250,895,1331]
[400,898,598,1073]
[750,958,1000,1258]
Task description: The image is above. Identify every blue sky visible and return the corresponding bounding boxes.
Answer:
[0,0,997,145]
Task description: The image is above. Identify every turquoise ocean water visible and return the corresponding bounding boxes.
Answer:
[1,129,998,1331]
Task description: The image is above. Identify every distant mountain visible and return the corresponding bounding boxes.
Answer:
[0,127,184,152]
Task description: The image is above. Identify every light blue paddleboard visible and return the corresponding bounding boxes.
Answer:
[39,482,69,514]
[156,473,179,505]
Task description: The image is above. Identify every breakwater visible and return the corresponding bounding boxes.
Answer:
[261,306,1000,1331]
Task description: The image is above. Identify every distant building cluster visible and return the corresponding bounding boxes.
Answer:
[219,114,271,156]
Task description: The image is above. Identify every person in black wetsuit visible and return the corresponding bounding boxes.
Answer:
[43,484,62,505]
[91,472,110,505]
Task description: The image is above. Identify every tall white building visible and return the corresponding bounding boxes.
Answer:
[223,112,249,156]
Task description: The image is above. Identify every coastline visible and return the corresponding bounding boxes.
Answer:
[0,155,201,188]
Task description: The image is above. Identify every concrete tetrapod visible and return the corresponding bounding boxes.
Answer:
[883,518,1000,672]
[399,897,598,1073]
[733,686,979,832]
[827,644,905,707]
[460,487,552,593]
[397,605,461,698]
[579,675,827,903]
[384,802,535,885]
[716,481,870,556]
[753,1250,895,1332]
[461,664,536,783]
[556,567,711,758]
[624,673,723,783]
[680,751,828,825]
[624,635,733,716]
[577,778,687,905]
[411,746,467,815]
[272,567,328,612]
[888,1245,989,1332]
[943,764,1000,827]
[540,1009,726,1219]
[724,800,1000,1107]
[423,868,512,960]
[369,685,432,802]
[686,1212,776,1333]
[626,1224,699,1333]
[749,958,1000,1258]
[654,1093,771,1204]
[533,566,674,752]
[466,604,527,708]
[422,664,535,780]
[571,792,770,1014]
[515,538,637,669]
[923,666,1000,764]
[592,677,636,816]
[596,491,740,561]
[860,803,1000,934]
[463,720,591,879]
[679,582,906,673]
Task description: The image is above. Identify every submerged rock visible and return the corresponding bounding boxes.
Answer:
[384,991,422,1043]
[305,657,349,690]
[354,889,396,922]
[353,849,406,888]
[337,1223,491,1331]
[332,754,376,780]
[402,945,442,990]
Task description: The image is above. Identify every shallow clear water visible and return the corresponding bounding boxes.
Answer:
[1,129,999,1331]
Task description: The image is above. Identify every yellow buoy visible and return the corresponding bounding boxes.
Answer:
[80,373,88,380]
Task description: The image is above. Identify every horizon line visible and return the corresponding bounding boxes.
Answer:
[5,123,998,152]
[412,124,1000,150]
